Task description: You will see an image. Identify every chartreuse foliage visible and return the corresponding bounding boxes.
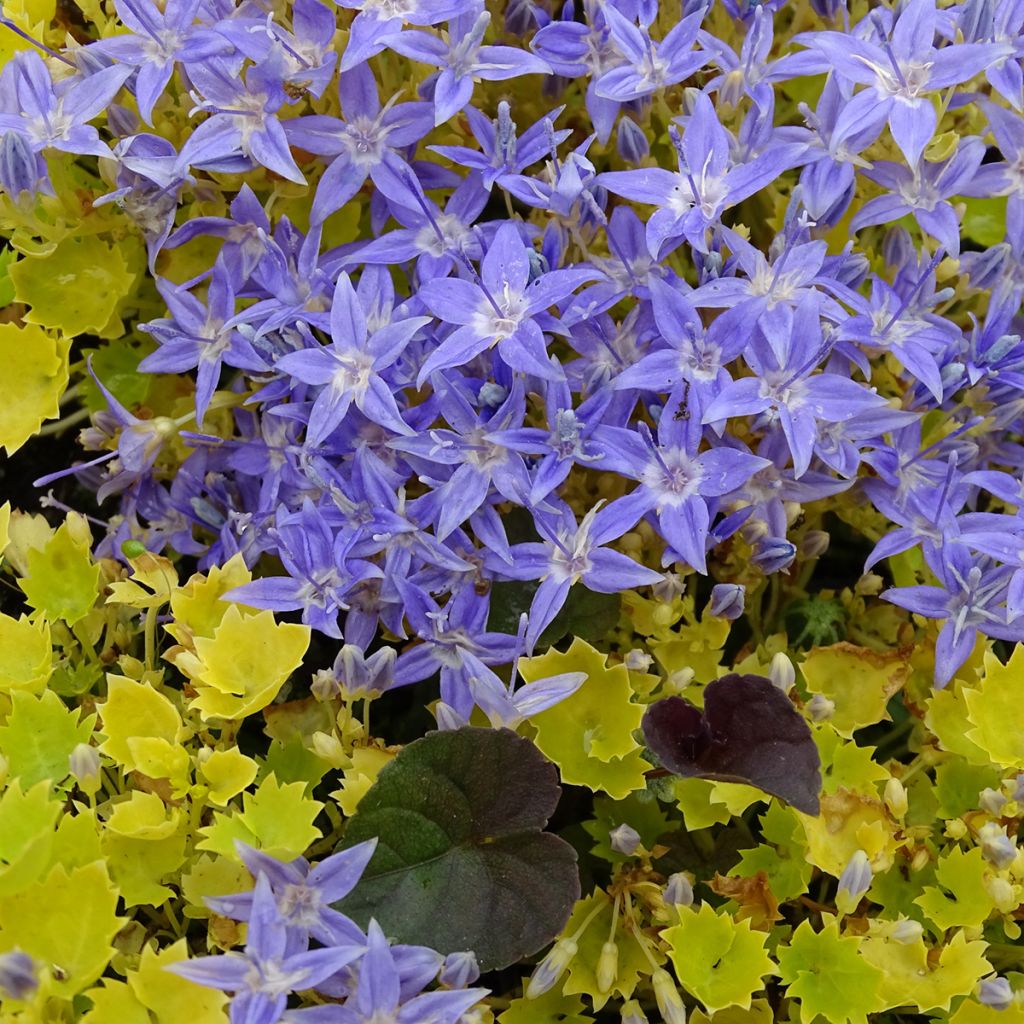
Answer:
[5,0,1024,1010]
[0,510,1021,1021]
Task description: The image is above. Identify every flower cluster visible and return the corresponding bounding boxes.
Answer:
[3,0,1024,1018]
[170,841,487,1024]
[7,0,1024,695]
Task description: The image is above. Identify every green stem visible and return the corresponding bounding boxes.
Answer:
[144,604,159,672]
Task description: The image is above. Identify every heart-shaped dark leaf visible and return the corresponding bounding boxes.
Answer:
[334,727,580,970]
[642,674,821,815]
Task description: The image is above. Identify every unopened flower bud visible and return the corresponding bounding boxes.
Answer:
[668,668,695,692]
[435,702,468,731]
[652,967,687,1024]
[596,940,619,993]
[769,653,796,695]
[891,918,923,944]
[621,1000,650,1024]
[802,530,830,559]
[946,818,968,840]
[807,693,835,722]
[986,876,1016,912]
[311,669,341,702]
[854,572,884,597]
[752,537,797,574]
[69,743,102,795]
[311,732,347,770]
[0,951,37,1000]
[624,649,653,672]
[980,977,1015,1010]
[440,951,480,988]
[884,778,908,818]
[665,872,695,908]
[616,117,649,164]
[709,583,745,621]
[610,824,642,856]
[911,846,931,871]
[981,787,1009,816]
[0,132,41,200]
[527,938,577,999]
[479,382,508,408]
[979,822,1017,870]
[837,850,872,913]
[809,0,843,20]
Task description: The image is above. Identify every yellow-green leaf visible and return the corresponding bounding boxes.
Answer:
[0,859,123,996]
[664,903,775,1014]
[10,235,136,338]
[776,920,883,1024]
[520,638,650,796]
[199,748,259,806]
[19,519,100,626]
[801,643,909,738]
[99,673,183,772]
[915,847,995,930]
[965,648,1024,769]
[0,689,95,788]
[189,606,310,720]
[0,322,69,455]
[0,611,51,694]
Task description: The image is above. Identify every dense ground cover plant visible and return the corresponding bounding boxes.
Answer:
[3,0,1024,1018]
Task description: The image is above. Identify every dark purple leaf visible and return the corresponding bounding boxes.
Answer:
[334,727,580,970]
[642,674,821,815]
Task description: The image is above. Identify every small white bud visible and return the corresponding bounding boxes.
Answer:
[311,669,341,702]
[665,872,695,908]
[884,778,908,818]
[807,693,835,722]
[979,822,1017,870]
[836,850,872,914]
[440,951,479,988]
[526,938,577,999]
[769,652,796,695]
[980,977,1015,1011]
[69,743,101,795]
[802,530,830,559]
[609,824,642,856]
[890,918,923,944]
[621,999,650,1023]
[980,787,1009,816]
[652,967,687,1024]
[596,940,618,994]
[624,649,653,672]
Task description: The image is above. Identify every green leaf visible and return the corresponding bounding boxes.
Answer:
[915,847,995,930]
[520,638,650,798]
[0,859,124,997]
[0,248,17,307]
[498,984,592,1024]
[664,903,776,1014]
[199,774,323,861]
[0,689,95,788]
[965,648,1024,769]
[336,727,580,971]
[10,234,137,338]
[776,919,884,1024]
[19,520,101,626]
[0,322,69,455]
[0,779,60,896]
[934,760,1002,819]
[82,336,154,413]
[961,196,1008,248]
[561,890,662,1010]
